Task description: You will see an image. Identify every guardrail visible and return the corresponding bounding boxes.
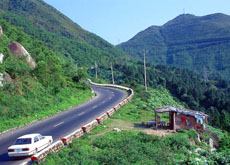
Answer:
[31,79,134,164]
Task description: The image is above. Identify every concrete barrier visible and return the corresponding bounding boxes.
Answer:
[107,108,116,116]
[31,79,134,164]
[31,140,64,163]
[97,113,109,123]
[61,128,84,145]
[82,120,99,133]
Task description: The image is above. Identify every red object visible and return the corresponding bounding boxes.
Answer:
[61,138,67,142]
[106,112,109,115]
[181,117,186,122]
[196,126,201,129]
[119,104,121,106]
[113,107,116,110]
[82,127,86,130]
[31,156,38,161]
[96,118,100,121]
[22,148,30,151]
[8,149,14,152]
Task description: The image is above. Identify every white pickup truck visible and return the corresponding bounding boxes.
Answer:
[8,133,53,157]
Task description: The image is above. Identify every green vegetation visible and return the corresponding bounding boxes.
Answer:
[89,61,230,131]
[0,1,230,163]
[118,13,230,81]
[43,131,196,165]
[0,16,92,132]
[0,0,129,66]
[42,85,230,164]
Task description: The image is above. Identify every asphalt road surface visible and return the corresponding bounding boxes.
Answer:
[0,85,127,165]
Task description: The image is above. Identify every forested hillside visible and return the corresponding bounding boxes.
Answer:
[1,0,230,134]
[0,0,128,66]
[89,61,230,131]
[118,13,230,80]
[0,16,92,132]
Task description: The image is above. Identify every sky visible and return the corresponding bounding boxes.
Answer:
[44,0,230,45]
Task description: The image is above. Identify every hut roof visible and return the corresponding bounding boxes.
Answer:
[154,106,208,119]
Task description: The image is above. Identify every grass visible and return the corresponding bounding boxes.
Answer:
[40,86,230,165]
[42,87,209,164]
[0,88,93,133]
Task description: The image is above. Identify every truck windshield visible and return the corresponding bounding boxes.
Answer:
[15,138,32,145]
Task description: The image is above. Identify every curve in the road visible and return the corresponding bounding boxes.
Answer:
[0,85,127,165]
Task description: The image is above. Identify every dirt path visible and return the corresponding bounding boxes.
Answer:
[93,119,172,137]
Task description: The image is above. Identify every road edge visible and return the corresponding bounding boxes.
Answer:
[29,79,134,164]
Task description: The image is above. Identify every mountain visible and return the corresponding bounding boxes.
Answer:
[0,15,95,132]
[118,13,230,80]
[0,0,128,66]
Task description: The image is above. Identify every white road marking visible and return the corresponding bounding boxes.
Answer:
[54,122,64,127]
[102,101,106,104]
[77,112,85,116]
[92,105,98,109]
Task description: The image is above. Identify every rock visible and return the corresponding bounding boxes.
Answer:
[206,138,216,152]
[0,73,3,87]
[93,146,98,151]
[0,53,4,64]
[4,72,13,83]
[195,158,201,161]
[196,133,201,143]
[206,138,214,148]
[189,140,196,146]
[194,148,204,153]
[8,42,36,68]
[210,148,216,152]
[113,128,121,132]
[0,72,13,87]
[0,26,3,36]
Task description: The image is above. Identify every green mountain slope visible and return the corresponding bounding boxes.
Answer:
[118,13,230,80]
[0,0,128,66]
[0,17,92,132]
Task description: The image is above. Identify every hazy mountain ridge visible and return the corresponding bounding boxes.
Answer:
[118,13,230,80]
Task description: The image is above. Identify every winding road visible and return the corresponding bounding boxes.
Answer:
[0,85,127,165]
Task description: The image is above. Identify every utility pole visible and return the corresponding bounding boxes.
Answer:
[203,66,209,81]
[75,63,78,76]
[95,61,98,79]
[143,50,148,92]
[111,62,114,84]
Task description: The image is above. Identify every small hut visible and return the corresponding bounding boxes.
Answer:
[154,106,208,131]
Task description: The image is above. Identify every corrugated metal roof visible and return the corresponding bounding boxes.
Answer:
[155,106,208,118]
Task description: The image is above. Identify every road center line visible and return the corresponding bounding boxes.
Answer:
[54,122,64,127]
[92,105,98,109]
[78,112,85,116]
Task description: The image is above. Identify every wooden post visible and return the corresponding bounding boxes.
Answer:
[155,112,158,130]
[169,112,171,129]
[173,112,176,131]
